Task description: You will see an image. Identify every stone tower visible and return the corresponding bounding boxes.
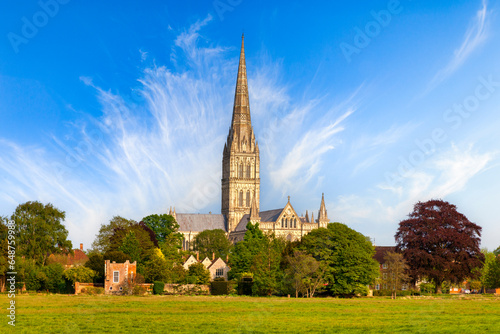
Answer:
[222,35,260,232]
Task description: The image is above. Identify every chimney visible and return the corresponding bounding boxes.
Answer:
[196,252,199,261]
[80,243,83,251]
[212,252,215,261]
[226,254,229,263]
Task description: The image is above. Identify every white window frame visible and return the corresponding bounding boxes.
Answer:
[113,271,119,283]
[216,268,224,277]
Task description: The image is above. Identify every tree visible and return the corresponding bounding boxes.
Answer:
[143,249,169,283]
[119,231,141,263]
[250,234,286,296]
[481,248,500,289]
[187,262,211,284]
[285,250,325,298]
[141,214,180,243]
[382,251,410,299]
[194,229,232,260]
[229,222,266,280]
[84,253,105,283]
[91,216,135,253]
[0,218,8,276]
[63,266,96,284]
[301,223,379,296]
[11,201,72,266]
[103,250,131,264]
[395,200,484,293]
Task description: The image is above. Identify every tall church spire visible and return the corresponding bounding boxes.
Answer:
[222,35,260,233]
[231,34,251,128]
[317,193,329,228]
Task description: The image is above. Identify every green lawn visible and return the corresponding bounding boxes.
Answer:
[1,294,499,333]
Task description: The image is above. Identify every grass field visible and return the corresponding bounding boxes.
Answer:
[1,294,499,333]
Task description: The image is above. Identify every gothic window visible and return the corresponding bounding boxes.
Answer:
[246,164,251,178]
[285,218,288,228]
[281,219,284,228]
[239,191,243,207]
[238,163,243,178]
[294,218,297,228]
[246,191,250,207]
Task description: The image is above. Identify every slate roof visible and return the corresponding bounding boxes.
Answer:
[235,208,284,232]
[176,213,227,232]
[373,246,396,264]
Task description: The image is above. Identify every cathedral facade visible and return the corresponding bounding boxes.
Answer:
[173,36,330,247]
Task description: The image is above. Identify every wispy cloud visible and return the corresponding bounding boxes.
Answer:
[425,0,489,93]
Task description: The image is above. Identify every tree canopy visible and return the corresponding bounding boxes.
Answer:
[11,201,72,266]
[395,199,484,293]
[194,229,232,260]
[141,214,180,243]
[301,223,379,296]
[91,216,136,253]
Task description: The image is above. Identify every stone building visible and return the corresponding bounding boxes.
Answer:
[182,254,230,281]
[174,35,330,246]
[104,260,136,295]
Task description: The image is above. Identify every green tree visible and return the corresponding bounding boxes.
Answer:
[0,218,8,276]
[103,250,131,264]
[84,253,105,283]
[482,248,500,289]
[194,229,232,260]
[251,234,286,296]
[229,222,266,280]
[63,266,96,284]
[301,223,379,296]
[42,263,66,293]
[143,249,169,283]
[11,201,72,266]
[142,214,180,243]
[285,250,324,298]
[91,216,135,253]
[119,231,141,263]
[382,251,410,299]
[187,262,211,285]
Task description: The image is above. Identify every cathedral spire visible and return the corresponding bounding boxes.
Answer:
[318,193,328,220]
[231,34,251,128]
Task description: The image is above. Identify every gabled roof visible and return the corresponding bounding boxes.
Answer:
[207,257,228,269]
[373,246,396,264]
[176,213,227,232]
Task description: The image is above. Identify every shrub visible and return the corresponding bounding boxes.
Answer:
[211,280,236,295]
[153,281,165,295]
[133,285,147,295]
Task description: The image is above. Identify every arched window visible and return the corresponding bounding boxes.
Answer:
[285,218,288,228]
[246,191,250,207]
[239,191,243,207]
[294,218,297,228]
[281,219,284,228]
[238,164,243,178]
[246,164,251,178]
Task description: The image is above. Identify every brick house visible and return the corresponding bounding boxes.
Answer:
[183,254,230,280]
[47,243,89,269]
[104,260,136,295]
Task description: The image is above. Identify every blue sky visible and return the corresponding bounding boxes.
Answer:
[1,0,499,250]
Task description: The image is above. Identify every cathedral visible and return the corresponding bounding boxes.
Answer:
[171,36,330,248]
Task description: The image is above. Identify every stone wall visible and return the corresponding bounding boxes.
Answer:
[163,284,209,295]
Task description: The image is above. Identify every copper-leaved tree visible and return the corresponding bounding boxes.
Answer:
[395,199,484,293]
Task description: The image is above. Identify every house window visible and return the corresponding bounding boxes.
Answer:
[246,191,250,207]
[109,287,112,290]
[375,284,380,290]
[216,268,224,277]
[382,263,388,269]
[285,218,288,228]
[382,273,387,280]
[294,218,296,228]
[113,271,119,283]
[281,220,284,228]
[119,287,123,291]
